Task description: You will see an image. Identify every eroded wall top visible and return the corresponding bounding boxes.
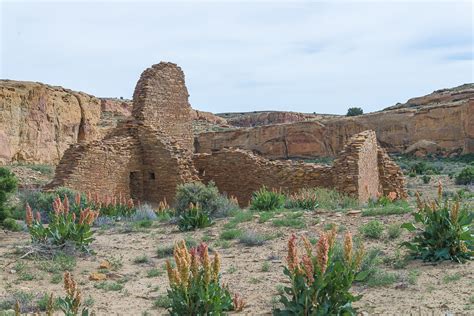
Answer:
[132,62,194,153]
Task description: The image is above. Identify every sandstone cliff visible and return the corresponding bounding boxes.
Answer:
[217,111,334,127]
[196,84,474,158]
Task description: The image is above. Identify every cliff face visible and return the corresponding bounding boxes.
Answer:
[217,111,333,127]
[0,80,102,164]
[196,85,474,158]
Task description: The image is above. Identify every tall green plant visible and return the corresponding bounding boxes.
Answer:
[177,203,212,231]
[274,230,365,315]
[401,183,473,262]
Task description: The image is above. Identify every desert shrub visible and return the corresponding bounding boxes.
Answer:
[387,223,402,239]
[274,231,365,315]
[28,164,55,175]
[2,218,22,231]
[421,175,431,184]
[177,203,212,231]
[402,184,473,262]
[130,204,158,221]
[175,182,238,218]
[86,192,136,217]
[250,187,285,211]
[359,220,384,239]
[239,230,266,246]
[285,188,319,210]
[0,167,17,224]
[26,196,98,251]
[219,228,242,240]
[19,187,79,221]
[455,166,474,185]
[346,107,363,116]
[165,241,244,314]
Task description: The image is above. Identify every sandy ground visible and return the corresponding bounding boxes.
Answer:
[0,174,473,315]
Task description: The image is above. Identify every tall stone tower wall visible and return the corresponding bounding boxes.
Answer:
[132,62,194,153]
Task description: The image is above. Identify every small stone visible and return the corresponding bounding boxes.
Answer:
[89,272,107,281]
[99,260,112,270]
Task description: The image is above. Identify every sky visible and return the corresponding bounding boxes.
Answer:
[0,0,472,114]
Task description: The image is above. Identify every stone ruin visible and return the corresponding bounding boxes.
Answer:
[48,62,406,206]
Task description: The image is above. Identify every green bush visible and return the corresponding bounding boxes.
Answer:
[165,241,243,314]
[421,175,431,184]
[177,203,212,231]
[455,166,474,185]
[250,187,285,211]
[2,218,21,231]
[274,232,365,315]
[26,196,98,251]
[175,182,238,218]
[293,188,358,211]
[0,167,17,224]
[346,107,363,116]
[360,220,384,239]
[402,186,473,262]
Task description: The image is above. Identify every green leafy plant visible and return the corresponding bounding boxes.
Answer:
[274,230,365,315]
[359,220,384,239]
[26,196,98,251]
[0,167,17,226]
[250,187,285,211]
[177,203,212,231]
[421,175,431,184]
[402,184,473,262]
[455,166,474,185]
[165,241,245,314]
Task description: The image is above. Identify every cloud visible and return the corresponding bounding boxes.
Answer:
[1,1,472,114]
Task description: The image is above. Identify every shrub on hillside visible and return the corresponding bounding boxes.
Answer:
[274,230,365,315]
[250,187,285,211]
[175,182,238,218]
[0,167,17,221]
[346,107,363,116]
[402,183,473,262]
[455,166,474,185]
[289,187,359,210]
[165,241,245,314]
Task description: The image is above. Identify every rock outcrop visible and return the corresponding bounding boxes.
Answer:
[196,84,474,158]
[218,111,332,127]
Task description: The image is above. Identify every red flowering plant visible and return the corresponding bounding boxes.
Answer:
[274,228,365,316]
[84,192,136,217]
[26,195,99,251]
[165,240,245,314]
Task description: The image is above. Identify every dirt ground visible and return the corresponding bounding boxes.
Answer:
[0,171,473,315]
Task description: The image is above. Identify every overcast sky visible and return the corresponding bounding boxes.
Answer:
[1,1,472,114]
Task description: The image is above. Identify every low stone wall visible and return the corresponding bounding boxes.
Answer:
[193,149,333,206]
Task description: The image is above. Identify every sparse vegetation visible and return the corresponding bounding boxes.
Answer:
[177,203,212,231]
[402,183,473,262]
[455,166,474,185]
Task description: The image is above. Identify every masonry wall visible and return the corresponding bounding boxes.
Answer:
[377,147,408,199]
[47,127,143,199]
[132,62,194,153]
[193,149,334,206]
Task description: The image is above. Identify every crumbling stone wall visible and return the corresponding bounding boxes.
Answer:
[132,62,194,153]
[377,147,407,199]
[193,149,334,206]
